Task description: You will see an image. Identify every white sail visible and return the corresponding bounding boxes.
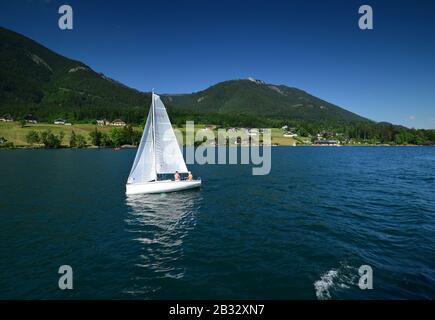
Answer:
[127,106,156,184]
[127,93,187,185]
[153,94,188,174]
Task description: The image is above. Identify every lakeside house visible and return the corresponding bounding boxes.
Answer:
[313,139,340,146]
[281,125,296,131]
[96,119,110,126]
[111,119,126,127]
[54,118,66,125]
[53,118,72,125]
[24,114,38,124]
[317,131,339,139]
[0,114,14,122]
[283,132,298,138]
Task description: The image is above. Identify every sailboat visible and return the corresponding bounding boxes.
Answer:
[126,92,201,195]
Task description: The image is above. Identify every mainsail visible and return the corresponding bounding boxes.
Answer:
[127,93,187,184]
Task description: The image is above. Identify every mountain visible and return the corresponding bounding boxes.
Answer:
[0,26,369,125]
[0,26,150,121]
[163,78,370,123]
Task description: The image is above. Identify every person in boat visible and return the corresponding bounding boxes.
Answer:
[187,171,193,181]
[174,171,181,181]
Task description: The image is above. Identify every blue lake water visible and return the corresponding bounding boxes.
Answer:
[0,147,434,299]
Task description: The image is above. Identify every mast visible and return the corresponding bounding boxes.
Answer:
[151,90,157,181]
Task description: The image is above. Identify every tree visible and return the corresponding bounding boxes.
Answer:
[123,125,135,145]
[39,129,63,148]
[110,128,124,147]
[101,132,113,147]
[19,119,26,128]
[89,127,102,146]
[0,140,14,148]
[59,131,65,144]
[75,134,87,148]
[70,130,77,147]
[132,129,142,146]
[108,126,141,147]
[25,130,40,145]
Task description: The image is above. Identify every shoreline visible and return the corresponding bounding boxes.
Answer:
[1,122,434,149]
[1,144,433,150]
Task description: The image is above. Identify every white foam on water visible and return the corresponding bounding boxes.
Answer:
[314,269,338,300]
[314,264,357,299]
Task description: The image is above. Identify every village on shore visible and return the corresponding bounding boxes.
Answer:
[0,113,432,149]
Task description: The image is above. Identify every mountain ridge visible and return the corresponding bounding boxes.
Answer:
[0,26,150,122]
[162,78,370,123]
[0,26,372,125]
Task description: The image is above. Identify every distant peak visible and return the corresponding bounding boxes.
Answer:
[247,77,265,85]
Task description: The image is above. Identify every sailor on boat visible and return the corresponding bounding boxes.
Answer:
[174,171,180,181]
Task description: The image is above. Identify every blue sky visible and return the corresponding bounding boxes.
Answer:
[1,0,434,128]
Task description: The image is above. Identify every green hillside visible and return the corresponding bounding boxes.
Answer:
[163,79,369,123]
[0,26,150,122]
[1,26,434,145]
[1,26,369,126]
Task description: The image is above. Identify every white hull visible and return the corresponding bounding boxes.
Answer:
[126,179,201,195]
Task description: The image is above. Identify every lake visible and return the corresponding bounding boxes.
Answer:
[0,147,434,299]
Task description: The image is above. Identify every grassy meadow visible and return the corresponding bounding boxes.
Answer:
[0,121,297,147]
[0,122,124,147]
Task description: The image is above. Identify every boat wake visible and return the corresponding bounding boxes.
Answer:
[314,264,357,300]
